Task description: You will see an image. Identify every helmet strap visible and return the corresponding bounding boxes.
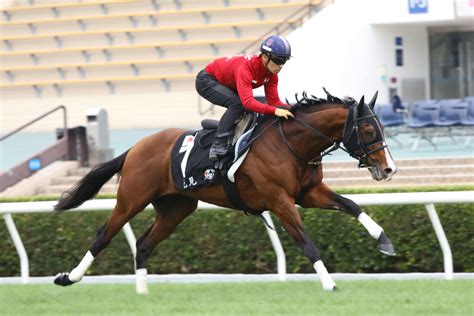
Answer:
[263,54,271,72]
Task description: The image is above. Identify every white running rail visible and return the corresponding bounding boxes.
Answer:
[1,191,473,287]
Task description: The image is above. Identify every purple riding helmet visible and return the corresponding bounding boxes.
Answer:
[260,35,292,63]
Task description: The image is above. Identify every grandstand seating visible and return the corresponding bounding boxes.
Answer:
[406,100,439,128]
[374,104,405,127]
[0,0,135,15]
[436,99,470,127]
[462,97,474,126]
[1,0,322,134]
[374,98,474,151]
[1,0,315,92]
[1,2,308,30]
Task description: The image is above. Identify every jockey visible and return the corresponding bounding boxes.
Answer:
[195,35,294,161]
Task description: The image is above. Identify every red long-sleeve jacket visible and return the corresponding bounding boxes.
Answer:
[205,55,288,115]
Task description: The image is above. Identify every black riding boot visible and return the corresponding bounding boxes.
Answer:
[209,132,232,161]
[209,108,241,161]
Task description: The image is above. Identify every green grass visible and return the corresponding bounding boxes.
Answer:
[0,280,473,315]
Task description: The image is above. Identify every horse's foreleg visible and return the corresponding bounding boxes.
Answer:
[271,195,336,291]
[298,183,396,256]
[54,193,152,286]
[135,195,197,294]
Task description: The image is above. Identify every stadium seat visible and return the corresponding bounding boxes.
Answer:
[0,2,308,29]
[1,19,292,44]
[461,97,474,126]
[435,99,469,126]
[1,0,320,103]
[0,0,135,13]
[1,56,215,74]
[0,73,195,88]
[406,100,439,128]
[0,37,259,60]
[374,104,405,127]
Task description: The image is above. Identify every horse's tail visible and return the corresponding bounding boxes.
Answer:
[55,150,130,212]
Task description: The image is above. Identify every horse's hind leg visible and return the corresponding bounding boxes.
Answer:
[54,187,155,286]
[135,195,197,294]
[298,183,396,256]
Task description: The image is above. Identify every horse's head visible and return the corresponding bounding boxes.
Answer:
[342,92,397,181]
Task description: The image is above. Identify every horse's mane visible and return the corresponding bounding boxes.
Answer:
[289,88,356,112]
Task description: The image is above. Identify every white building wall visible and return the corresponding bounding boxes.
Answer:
[277,0,473,103]
[278,0,432,104]
[365,0,456,24]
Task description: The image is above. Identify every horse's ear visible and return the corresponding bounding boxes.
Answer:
[368,91,378,109]
[357,96,365,117]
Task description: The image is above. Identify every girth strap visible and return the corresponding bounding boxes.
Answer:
[221,174,260,216]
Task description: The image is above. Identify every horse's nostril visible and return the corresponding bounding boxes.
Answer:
[384,168,393,175]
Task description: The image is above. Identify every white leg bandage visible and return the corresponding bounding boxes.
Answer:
[136,268,149,295]
[313,260,336,291]
[69,251,95,282]
[358,212,383,240]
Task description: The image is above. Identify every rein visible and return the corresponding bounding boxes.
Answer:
[243,116,280,145]
[239,100,388,169]
[277,106,387,168]
[278,117,347,165]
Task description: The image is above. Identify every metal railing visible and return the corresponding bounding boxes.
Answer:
[0,106,69,192]
[1,192,472,289]
[0,105,90,192]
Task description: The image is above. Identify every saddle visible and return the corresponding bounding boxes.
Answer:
[171,113,261,191]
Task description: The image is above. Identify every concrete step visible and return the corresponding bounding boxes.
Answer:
[68,168,97,177]
[323,157,474,170]
[38,184,118,195]
[62,167,473,187]
[323,165,474,177]
[50,175,119,185]
[39,157,473,195]
[69,158,474,175]
[325,174,474,188]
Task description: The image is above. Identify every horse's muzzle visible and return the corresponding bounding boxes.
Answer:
[369,165,397,181]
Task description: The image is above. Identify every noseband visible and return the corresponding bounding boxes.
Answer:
[278,104,386,167]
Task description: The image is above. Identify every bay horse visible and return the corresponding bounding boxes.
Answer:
[54,90,397,291]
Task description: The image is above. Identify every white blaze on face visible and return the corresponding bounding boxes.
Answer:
[383,142,397,179]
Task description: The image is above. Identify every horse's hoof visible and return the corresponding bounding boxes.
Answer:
[378,232,396,256]
[323,284,337,291]
[54,272,75,286]
[378,243,396,256]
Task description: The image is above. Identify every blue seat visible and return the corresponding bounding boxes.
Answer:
[406,100,439,128]
[436,99,469,126]
[374,104,405,127]
[462,97,474,126]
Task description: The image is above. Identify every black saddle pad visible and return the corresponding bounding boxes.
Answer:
[171,115,263,190]
[171,129,223,190]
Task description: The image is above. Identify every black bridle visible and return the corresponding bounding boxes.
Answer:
[341,102,387,168]
[278,100,387,168]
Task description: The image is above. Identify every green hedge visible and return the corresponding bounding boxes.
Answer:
[1,198,473,277]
